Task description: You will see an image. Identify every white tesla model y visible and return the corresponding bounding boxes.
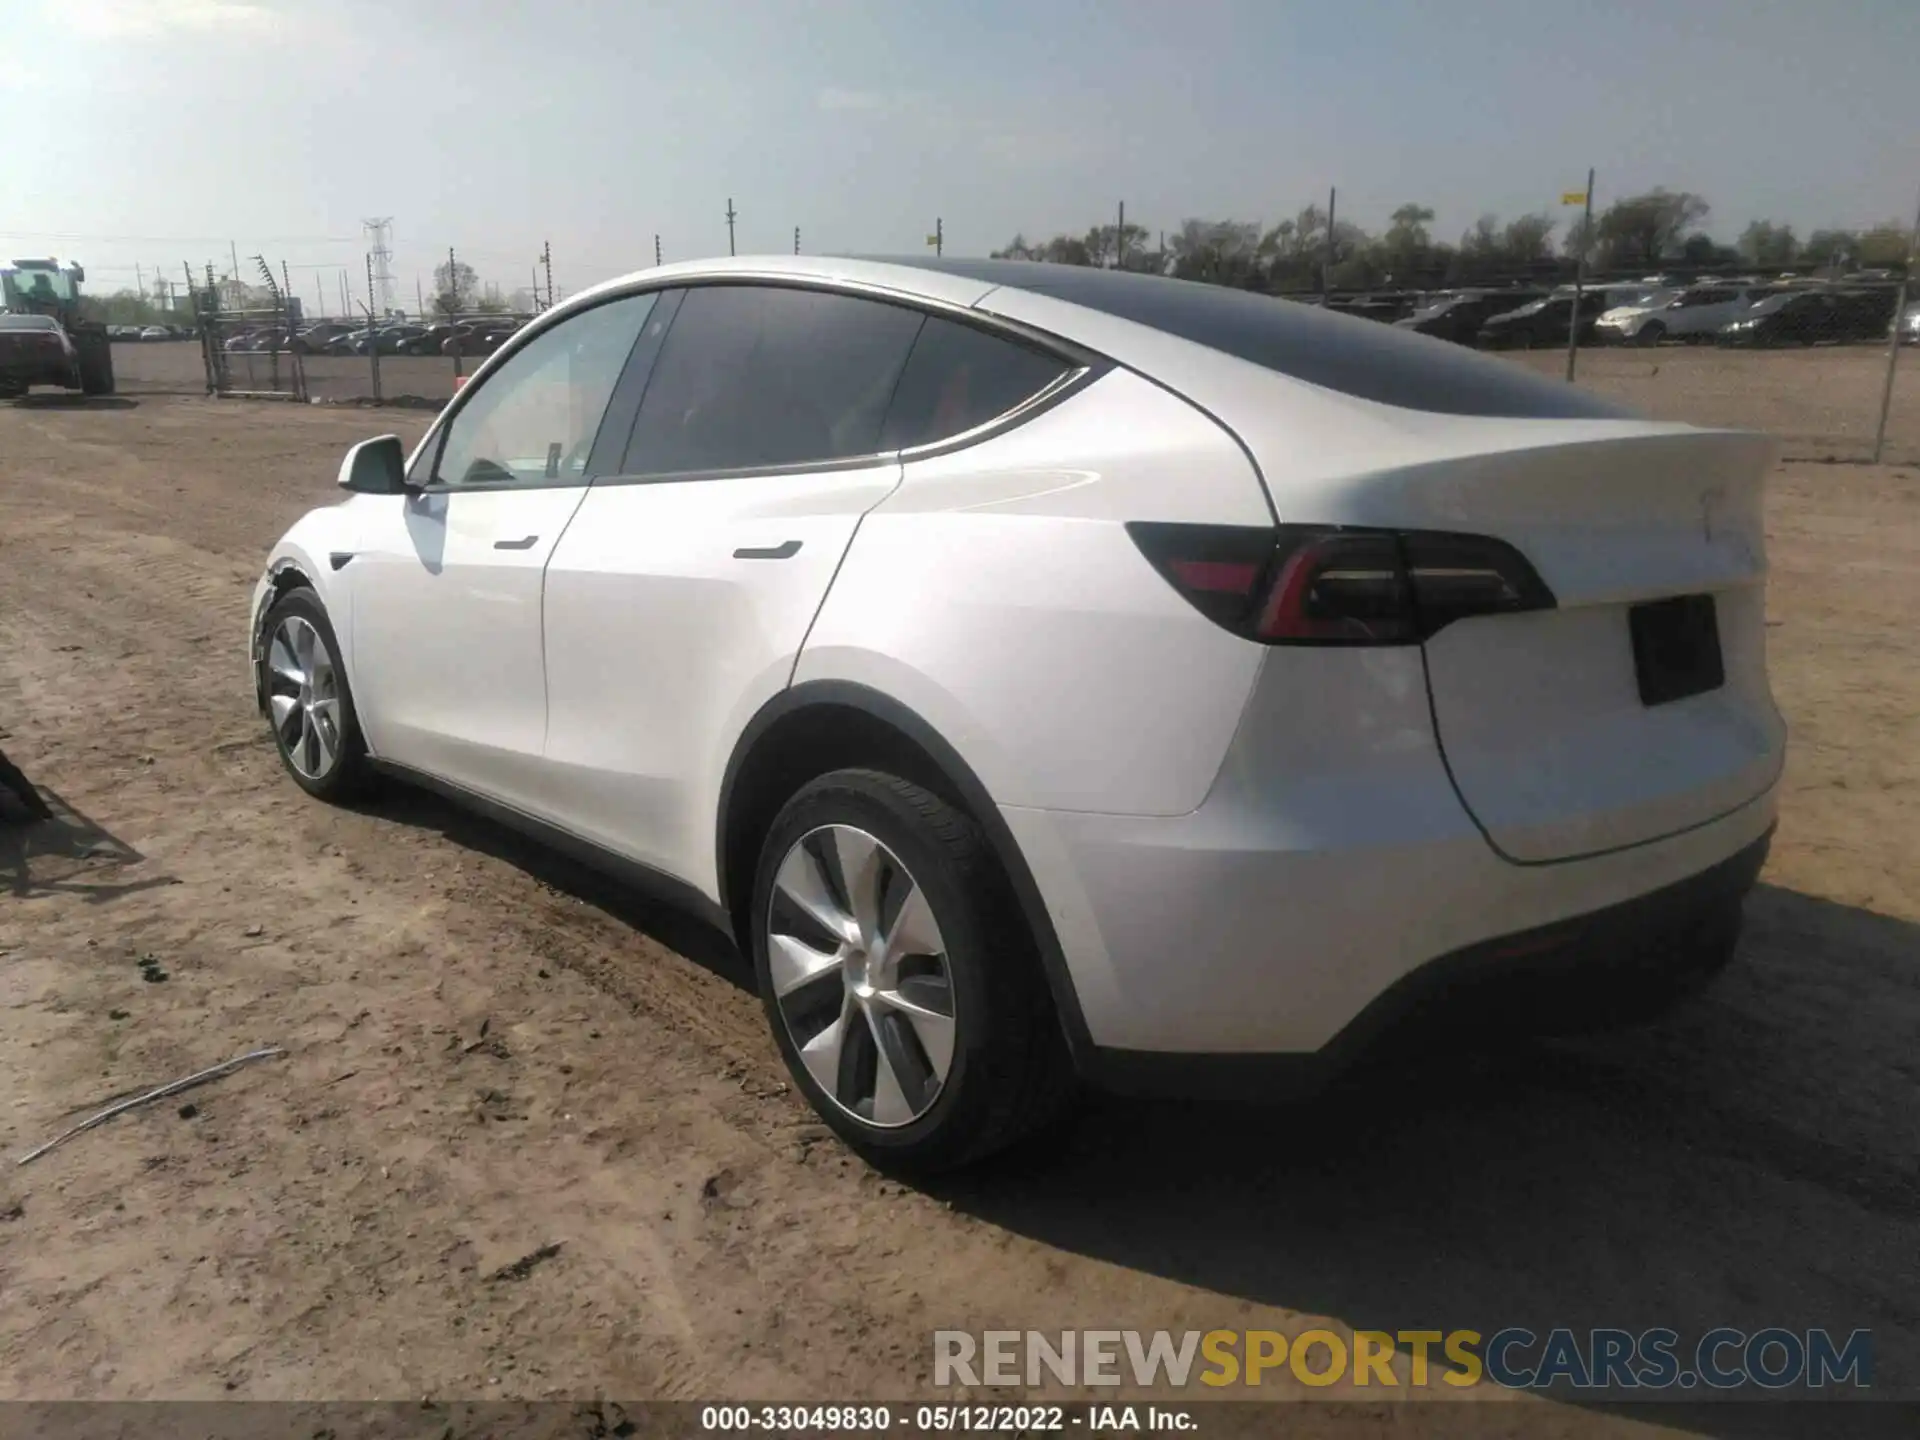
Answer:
[251,257,1785,1170]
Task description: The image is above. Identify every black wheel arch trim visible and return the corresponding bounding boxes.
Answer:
[715,679,1099,1067]
[252,558,320,715]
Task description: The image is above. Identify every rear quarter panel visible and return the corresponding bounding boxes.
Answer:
[795,366,1273,816]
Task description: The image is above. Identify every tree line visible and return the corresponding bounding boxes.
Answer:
[994,190,1914,292]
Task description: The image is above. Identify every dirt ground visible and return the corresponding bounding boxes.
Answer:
[0,392,1916,1433]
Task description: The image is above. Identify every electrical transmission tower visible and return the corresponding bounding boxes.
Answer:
[363,217,397,317]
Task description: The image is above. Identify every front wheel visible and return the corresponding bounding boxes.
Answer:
[258,587,373,802]
[751,769,1075,1173]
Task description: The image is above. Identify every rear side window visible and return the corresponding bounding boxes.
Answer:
[622,285,924,475]
[922,263,1635,419]
[880,316,1071,450]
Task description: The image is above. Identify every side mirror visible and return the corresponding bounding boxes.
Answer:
[337,434,410,495]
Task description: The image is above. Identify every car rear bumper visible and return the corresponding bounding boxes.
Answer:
[998,644,1780,1095]
[1069,825,1771,1100]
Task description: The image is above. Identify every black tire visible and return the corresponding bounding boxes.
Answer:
[257,586,373,802]
[76,332,115,395]
[1636,321,1665,348]
[750,768,1076,1173]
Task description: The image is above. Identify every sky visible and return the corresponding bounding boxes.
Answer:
[2,0,1915,312]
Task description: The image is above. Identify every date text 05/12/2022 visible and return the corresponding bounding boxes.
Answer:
[699,1405,1193,1432]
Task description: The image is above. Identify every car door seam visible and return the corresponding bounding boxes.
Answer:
[535,482,597,758]
[786,460,907,688]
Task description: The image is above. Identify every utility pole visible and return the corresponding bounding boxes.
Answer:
[366,252,382,399]
[317,276,325,318]
[1567,167,1596,383]
[726,198,738,257]
[136,262,144,301]
[230,240,240,286]
[338,271,348,317]
[929,218,943,257]
[794,226,801,255]
[1872,182,1920,463]
[448,246,458,316]
[655,234,662,267]
[1116,201,1125,269]
[541,239,553,311]
[1323,188,1336,300]
[531,266,541,310]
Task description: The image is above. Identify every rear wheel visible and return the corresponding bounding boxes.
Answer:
[751,768,1075,1173]
[75,331,115,395]
[1635,320,1666,347]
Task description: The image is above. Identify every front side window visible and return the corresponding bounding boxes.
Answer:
[621,285,924,475]
[432,292,655,488]
[880,316,1073,450]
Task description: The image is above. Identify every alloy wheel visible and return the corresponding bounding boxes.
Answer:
[765,824,957,1128]
[265,615,343,780]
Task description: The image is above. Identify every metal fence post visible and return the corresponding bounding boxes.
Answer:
[365,254,382,404]
[1566,168,1595,383]
[186,262,213,395]
[1872,186,1920,464]
[283,259,306,401]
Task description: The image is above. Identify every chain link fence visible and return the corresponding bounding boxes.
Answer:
[179,247,1918,463]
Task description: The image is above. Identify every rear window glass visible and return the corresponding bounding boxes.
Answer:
[922,263,1632,419]
[880,316,1071,450]
[0,314,59,330]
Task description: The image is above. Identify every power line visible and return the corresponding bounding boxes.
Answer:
[0,230,363,245]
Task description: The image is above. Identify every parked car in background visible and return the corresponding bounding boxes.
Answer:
[293,322,358,354]
[139,325,171,341]
[323,328,376,355]
[1395,289,1547,346]
[1898,301,1920,345]
[1718,288,1897,347]
[352,324,430,355]
[1475,290,1613,349]
[1830,287,1900,341]
[1326,292,1420,325]
[1595,284,1768,346]
[440,317,523,356]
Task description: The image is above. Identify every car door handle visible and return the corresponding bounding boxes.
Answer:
[733,540,802,560]
[493,535,539,551]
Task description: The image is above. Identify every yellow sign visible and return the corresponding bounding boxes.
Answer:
[1562,191,1589,206]
[926,234,940,247]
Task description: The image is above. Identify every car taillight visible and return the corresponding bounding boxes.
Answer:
[1126,522,1555,645]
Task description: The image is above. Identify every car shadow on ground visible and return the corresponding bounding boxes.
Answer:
[351,780,750,987]
[925,883,1918,1436]
[0,784,177,901]
[11,393,141,410]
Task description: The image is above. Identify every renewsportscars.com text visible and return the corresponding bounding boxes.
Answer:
[933,1327,1872,1392]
